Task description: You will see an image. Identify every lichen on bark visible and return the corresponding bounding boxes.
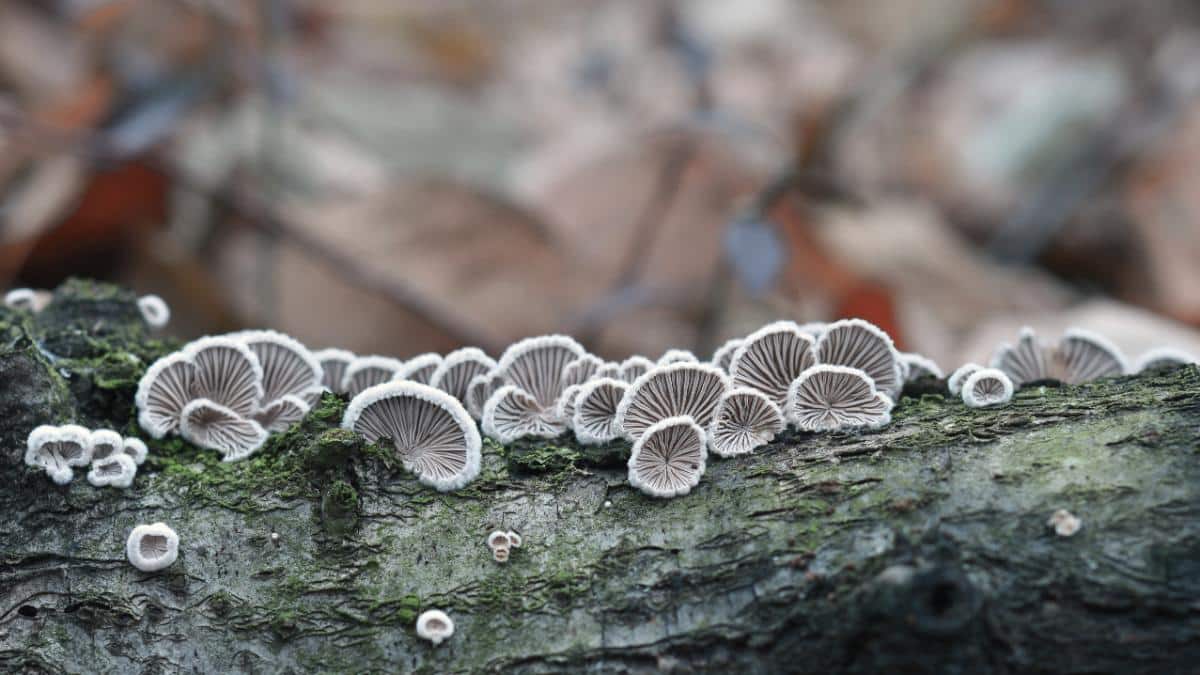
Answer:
[2,280,1199,674]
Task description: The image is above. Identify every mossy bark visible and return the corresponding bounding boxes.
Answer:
[2,280,1199,674]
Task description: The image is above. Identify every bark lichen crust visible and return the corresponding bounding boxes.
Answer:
[2,280,1199,674]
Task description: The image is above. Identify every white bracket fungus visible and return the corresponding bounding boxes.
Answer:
[135,352,197,439]
[466,370,507,421]
[596,362,622,380]
[239,330,324,410]
[342,355,404,398]
[710,338,744,373]
[253,394,312,433]
[187,336,266,417]
[482,385,566,443]
[314,348,356,394]
[396,353,443,385]
[137,294,171,328]
[947,363,983,396]
[555,384,584,425]
[487,530,512,563]
[429,347,497,403]
[572,378,629,445]
[657,349,699,366]
[989,326,1045,388]
[707,387,785,458]
[180,399,270,462]
[961,368,1014,408]
[4,288,52,312]
[900,352,944,382]
[496,335,585,410]
[87,453,137,488]
[126,522,179,572]
[786,365,894,432]
[1134,347,1198,372]
[628,416,708,498]
[991,327,1127,387]
[416,609,455,646]
[617,356,655,384]
[1048,509,1081,537]
[25,424,92,485]
[89,429,124,461]
[123,437,149,465]
[343,382,482,491]
[814,319,904,400]
[561,354,604,389]
[507,531,523,548]
[615,362,730,441]
[729,321,817,406]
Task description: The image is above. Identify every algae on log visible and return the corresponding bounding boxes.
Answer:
[2,281,1200,674]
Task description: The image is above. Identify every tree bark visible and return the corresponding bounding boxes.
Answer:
[2,280,1199,674]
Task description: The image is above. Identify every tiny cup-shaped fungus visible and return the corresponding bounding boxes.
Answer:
[396,353,443,385]
[87,453,137,489]
[483,385,566,443]
[900,352,943,382]
[729,320,817,406]
[429,347,496,403]
[180,399,270,462]
[708,387,785,458]
[314,348,356,394]
[137,294,171,328]
[487,530,511,562]
[628,416,708,498]
[813,318,904,400]
[343,382,481,491]
[416,610,455,646]
[127,522,179,572]
[25,424,92,485]
[122,437,149,465]
[786,365,894,432]
[89,429,125,461]
[947,363,983,396]
[507,531,523,548]
[4,288,52,312]
[616,362,730,442]
[341,355,404,398]
[961,368,1014,408]
[572,378,629,445]
[1048,509,1081,537]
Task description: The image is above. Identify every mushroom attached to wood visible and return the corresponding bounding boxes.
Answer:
[126,522,179,572]
[25,424,92,485]
[813,318,904,400]
[729,320,817,406]
[628,416,708,498]
[416,610,455,646]
[707,387,784,458]
[786,365,894,432]
[616,363,730,441]
[961,368,1014,408]
[572,378,630,445]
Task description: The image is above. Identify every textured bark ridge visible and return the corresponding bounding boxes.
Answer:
[2,281,1199,674]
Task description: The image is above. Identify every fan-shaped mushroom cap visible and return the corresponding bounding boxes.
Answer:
[708,387,784,458]
[900,352,944,382]
[507,531,523,548]
[4,288,52,312]
[465,370,507,420]
[555,384,584,424]
[238,330,323,405]
[947,363,983,396]
[786,365,894,432]
[180,399,270,462]
[710,338,744,373]
[482,385,566,443]
[126,522,179,572]
[416,610,455,645]
[1135,347,1198,372]
[1054,328,1128,384]
[343,382,482,491]
[342,355,405,398]
[253,394,311,432]
[729,321,817,406]
[990,326,1046,388]
[135,352,196,439]
[123,437,149,465]
[496,335,586,408]
[89,429,124,461]
[430,347,497,402]
[396,353,443,385]
[572,378,630,445]
[185,336,265,418]
[616,362,730,441]
[487,531,511,550]
[314,348,356,394]
[25,424,92,485]
[814,319,903,400]
[961,368,1014,408]
[657,349,699,366]
[628,416,707,498]
[137,294,171,328]
[617,356,655,383]
[87,453,137,488]
[561,354,604,389]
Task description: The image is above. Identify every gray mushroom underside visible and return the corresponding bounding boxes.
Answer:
[2,280,1199,674]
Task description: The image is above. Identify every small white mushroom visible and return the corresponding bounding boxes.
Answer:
[617,356,655,384]
[900,352,944,382]
[506,531,522,548]
[616,363,730,442]
[785,365,894,432]
[657,349,699,366]
[126,522,179,572]
[992,327,1127,387]
[495,334,586,410]
[487,530,511,562]
[483,385,566,443]
[729,321,817,406]
[1048,509,1081,537]
[88,429,125,461]
[1134,347,1197,373]
[343,382,481,491]
[25,424,92,485]
[465,370,507,421]
[396,353,443,385]
[947,363,984,396]
[560,354,604,389]
[429,347,496,403]
[314,348,356,394]
[416,609,455,646]
[4,288,52,312]
[707,387,784,458]
[628,416,708,498]
[961,368,1014,408]
[572,378,629,445]
[710,337,744,374]
[252,394,311,433]
[341,355,405,398]
[137,294,171,328]
[554,384,584,425]
[180,398,270,462]
[87,453,137,489]
[122,437,149,465]
[814,318,904,400]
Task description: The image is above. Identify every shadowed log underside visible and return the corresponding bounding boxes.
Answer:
[2,281,1199,674]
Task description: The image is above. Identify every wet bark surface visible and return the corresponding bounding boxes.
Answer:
[2,280,1199,674]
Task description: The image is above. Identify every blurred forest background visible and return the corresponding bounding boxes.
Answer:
[3,0,1200,366]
